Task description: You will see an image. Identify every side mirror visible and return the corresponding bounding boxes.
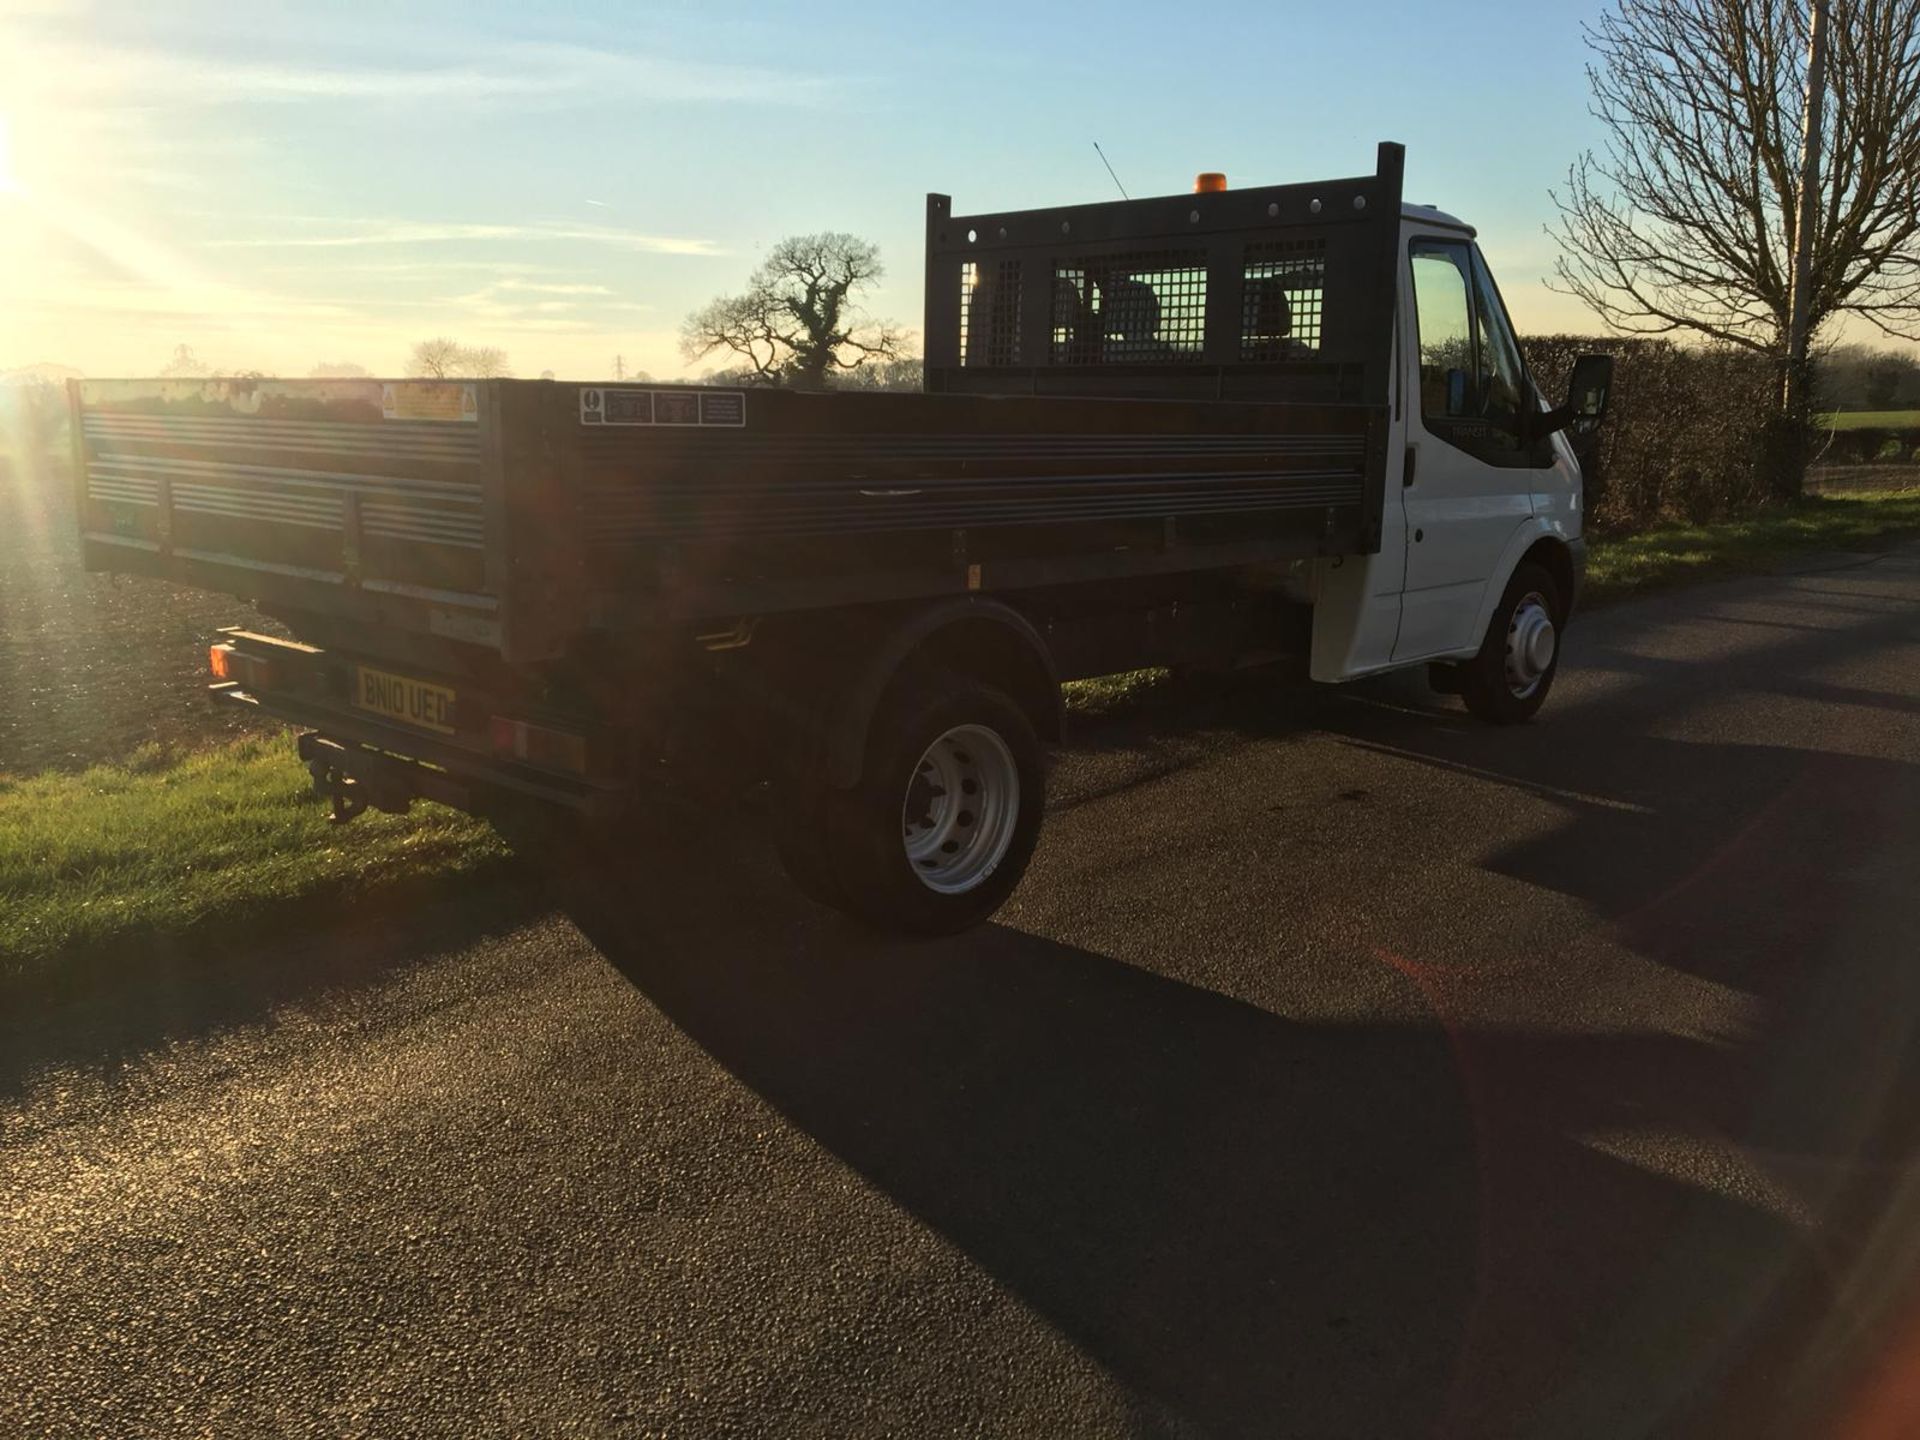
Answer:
[1534,353,1614,439]
[1566,353,1613,428]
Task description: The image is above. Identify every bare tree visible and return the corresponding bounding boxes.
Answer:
[158,344,210,378]
[682,233,905,389]
[1551,0,1920,439]
[309,361,369,378]
[407,338,511,379]
[462,346,512,378]
[407,337,465,379]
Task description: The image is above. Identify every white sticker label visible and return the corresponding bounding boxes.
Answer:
[579,387,746,427]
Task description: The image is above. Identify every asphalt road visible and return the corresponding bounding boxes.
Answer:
[6,550,1920,1439]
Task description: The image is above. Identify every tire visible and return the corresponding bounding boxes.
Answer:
[772,775,851,911]
[1458,561,1563,724]
[777,672,1046,935]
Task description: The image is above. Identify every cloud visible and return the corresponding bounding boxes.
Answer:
[9,35,842,113]
[430,280,652,327]
[260,259,572,278]
[490,281,615,296]
[208,219,721,256]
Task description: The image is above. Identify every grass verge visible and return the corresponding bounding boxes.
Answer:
[1585,487,1920,604]
[0,733,512,994]
[1062,667,1176,716]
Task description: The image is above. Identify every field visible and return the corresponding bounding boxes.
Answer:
[1823,409,1920,430]
[0,447,279,775]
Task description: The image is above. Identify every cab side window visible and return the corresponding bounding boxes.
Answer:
[1471,248,1527,444]
[1409,237,1546,467]
[1411,243,1476,419]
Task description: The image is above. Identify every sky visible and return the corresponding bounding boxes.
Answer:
[2,0,1639,381]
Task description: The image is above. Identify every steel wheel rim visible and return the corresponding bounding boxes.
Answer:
[1505,591,1556,698]
[901,723,1020,895]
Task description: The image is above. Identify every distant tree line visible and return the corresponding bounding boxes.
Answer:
[1813,345,1920,413]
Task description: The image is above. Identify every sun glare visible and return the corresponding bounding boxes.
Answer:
[0,113,17,195]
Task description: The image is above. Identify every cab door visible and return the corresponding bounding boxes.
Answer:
[1394,236,1548,660]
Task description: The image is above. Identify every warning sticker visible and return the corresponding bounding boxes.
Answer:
[654,391,699,426]
[579,386,746,427]
[699,391,745,426]
[382,383,477,423]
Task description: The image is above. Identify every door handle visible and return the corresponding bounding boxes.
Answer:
[1403,445,1417,488]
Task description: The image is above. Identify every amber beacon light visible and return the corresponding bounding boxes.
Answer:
[1194,172,1228,193]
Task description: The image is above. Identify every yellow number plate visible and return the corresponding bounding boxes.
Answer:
[352,665,456,734]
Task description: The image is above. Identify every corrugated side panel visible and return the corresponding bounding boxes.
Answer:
[76,378,493,614]
[574,386,1370,546]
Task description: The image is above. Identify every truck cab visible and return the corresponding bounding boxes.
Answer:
[1311,204,1590,715]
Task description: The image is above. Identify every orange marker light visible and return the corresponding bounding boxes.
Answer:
[209,643,234,680]
[1195,172,1228,193]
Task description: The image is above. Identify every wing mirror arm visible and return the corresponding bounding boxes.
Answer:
[1533,403,1577,440]
[1530,353,1615,443]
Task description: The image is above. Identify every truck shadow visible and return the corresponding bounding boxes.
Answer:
[556,565,1920,1437]
[1062,563,1920,999]
[551,796,1813,1440]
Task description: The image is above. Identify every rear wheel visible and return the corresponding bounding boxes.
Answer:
[1458,561,1563,724]
[776,673,1045,935]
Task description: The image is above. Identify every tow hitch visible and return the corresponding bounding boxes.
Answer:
[299,734,414,823]
[308,759,373,823]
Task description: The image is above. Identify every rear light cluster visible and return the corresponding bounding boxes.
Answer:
[488,716,589,775]
[209,643,276,691]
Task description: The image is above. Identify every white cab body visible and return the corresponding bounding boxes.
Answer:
[1311,207,1585,683]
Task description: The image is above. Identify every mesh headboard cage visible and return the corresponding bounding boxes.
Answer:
[925,142,1405,406]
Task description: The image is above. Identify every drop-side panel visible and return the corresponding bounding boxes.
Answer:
[72,378,502,649]
[565,384,1381,622]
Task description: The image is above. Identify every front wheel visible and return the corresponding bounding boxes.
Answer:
[1457,561,1563,724]
[776,674,1045,935]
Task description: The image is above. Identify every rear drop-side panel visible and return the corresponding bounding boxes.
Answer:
[73,377,497,644]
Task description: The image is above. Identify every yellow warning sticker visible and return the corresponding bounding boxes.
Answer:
[381,382,478,423]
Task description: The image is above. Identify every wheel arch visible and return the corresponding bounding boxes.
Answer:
[823,598,1061,789]
[1470,522,1578,642]
[1521,536,1576,620]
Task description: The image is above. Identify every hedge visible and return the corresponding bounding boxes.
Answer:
[1521,335,1782,530]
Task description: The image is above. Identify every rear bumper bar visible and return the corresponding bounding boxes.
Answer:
[213,683,624,817]
[295,730,477,817]
[206,629,628,819]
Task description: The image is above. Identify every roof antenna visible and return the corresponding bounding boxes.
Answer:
[1092,141,1130,200]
